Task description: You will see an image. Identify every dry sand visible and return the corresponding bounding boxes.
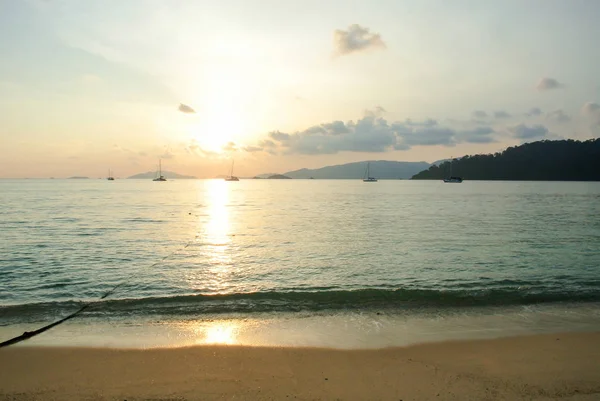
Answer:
[1,331,599,401]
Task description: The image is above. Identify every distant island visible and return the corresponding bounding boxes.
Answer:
[253,173,277,179]
[68,176,89,179]
[412,139,600,181]
[268,174,291,179]
[127,171,197,179]
[278,160,430,179]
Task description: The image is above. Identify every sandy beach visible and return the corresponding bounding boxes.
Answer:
[1,331,599,401]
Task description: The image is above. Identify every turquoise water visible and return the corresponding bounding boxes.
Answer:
[1,179,600,346]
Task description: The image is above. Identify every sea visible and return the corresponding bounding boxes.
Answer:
[1,179,600,348]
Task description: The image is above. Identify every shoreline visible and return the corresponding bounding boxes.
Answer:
[2,331,600,400]
[3,301,600,349]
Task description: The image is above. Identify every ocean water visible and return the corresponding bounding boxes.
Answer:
[1,179,600,347]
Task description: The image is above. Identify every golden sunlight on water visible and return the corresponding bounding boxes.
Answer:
[191,321,240,345]
[184,180,234,293]
[204,179,232,267]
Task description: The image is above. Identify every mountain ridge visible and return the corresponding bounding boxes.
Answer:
[282,160,431,179]
[127,171,197,179]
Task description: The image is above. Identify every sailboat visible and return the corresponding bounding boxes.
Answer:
[152,159,167,181]
[225,160,239,181]
[107,169,115,181]
[363,162,378,182]
[443,157,463,183]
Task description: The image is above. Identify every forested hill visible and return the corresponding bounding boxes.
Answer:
[411,139,600,181]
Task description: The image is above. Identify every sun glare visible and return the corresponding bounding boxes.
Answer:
[203,322,238,345]
[180,321,240,346]
[189,114,242,153]
[186,71,250,153]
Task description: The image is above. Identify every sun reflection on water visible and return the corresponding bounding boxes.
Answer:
[187,321,240,345]
[204,179,231,266]
[184,179,234,293]
[204,322,238,344]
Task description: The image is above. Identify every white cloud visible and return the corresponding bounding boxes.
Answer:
[333,24,386,56]
[472,110,487,119]
[526,107,542,117]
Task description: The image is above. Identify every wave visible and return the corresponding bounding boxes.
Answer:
[2,287,600,323]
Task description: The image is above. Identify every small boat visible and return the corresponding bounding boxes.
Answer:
[153,159,167,181]
[443,157,462,183]
[363,162,378,182]
[225,160,239,181]
[107,169,115,181]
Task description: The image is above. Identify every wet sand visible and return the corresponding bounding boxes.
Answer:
[1,331,599,400]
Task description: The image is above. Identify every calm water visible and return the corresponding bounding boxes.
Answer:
[1,179,600,346]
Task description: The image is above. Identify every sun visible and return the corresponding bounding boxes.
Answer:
[189,114,242,153]
[186,73,249,153]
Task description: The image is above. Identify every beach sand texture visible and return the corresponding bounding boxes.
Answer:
[1,332,599,401]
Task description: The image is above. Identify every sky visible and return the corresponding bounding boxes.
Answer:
[1,0,600,178]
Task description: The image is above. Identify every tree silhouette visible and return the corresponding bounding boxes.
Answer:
[411,139,600,181]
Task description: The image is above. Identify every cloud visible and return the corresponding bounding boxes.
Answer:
[242,146,263,153]
[333,24,386,56]
[581,102,600,125]
[472,110,487,119]
[494,110,511,119]
[546,109,571,123]
[394,126,456,148]
[269,131,291,142]
[178,103,196,114]
[364,106,387,117]
[456,127,496,144]
[260,139,277,148]
[404,118,438,127]
[536,77,563,91]
[302,121,351,136]
[508,124,549,140]
[581,102,600,114]
[256,115,497,155]
[526,107,542,117]
[222,141,238,152]
[245,139,279,155]
[184,140,219,157]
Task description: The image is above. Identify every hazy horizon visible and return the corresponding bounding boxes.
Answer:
[2,0,600,178]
